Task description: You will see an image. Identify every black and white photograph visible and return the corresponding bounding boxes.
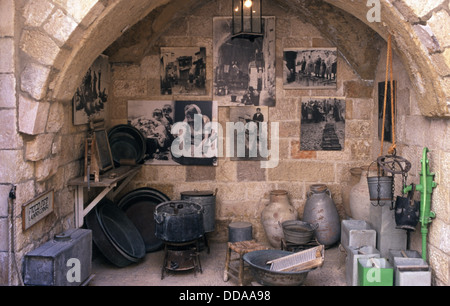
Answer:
[283,48,337,89]
[160,47,206,96]
[213,16,276,107]
[72,54,110,125]
[172,100,219,166]
[300,97,345,151]
[378,81,396,142]
[128,100,177,165]
[229,106,269,161]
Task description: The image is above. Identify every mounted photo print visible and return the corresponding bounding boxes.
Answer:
[128,100,177,165]
[283,48,337,89]
[128,100,218,166]
[213,16,276,107]
[160,47,207,96]
[172,100,219,166]
[72,54,110,125]
[378,81,396,142]
[300,97,345,151]
[229,106,269,161]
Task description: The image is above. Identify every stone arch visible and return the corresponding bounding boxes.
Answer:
[21,0,447,124]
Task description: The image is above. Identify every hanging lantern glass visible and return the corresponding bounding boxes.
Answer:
[232,0,263,40]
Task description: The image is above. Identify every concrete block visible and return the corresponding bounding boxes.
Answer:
[345,245,380,286]
[369,204,407,257]
[341,219,376,248]
[394,257,431,286]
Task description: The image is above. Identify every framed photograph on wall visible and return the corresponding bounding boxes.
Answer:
[172,100,219,166]
[378,81,396,142]
[128,100,218,166]
[72,54,110,125]
[300,97,345,151]
[160,47,207,96]
[213,16,276,107]
[128,100,177,165]
[229,106,269,161]
[283,48,337,89]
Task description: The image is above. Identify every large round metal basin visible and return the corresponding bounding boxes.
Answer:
[243,249,314,286]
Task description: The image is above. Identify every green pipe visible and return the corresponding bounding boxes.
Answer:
[413,148,437,261]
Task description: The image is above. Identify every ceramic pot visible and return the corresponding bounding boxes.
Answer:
[341,167,362,218]
[349,165,377,222]
[261,190,298,248]
[303,184,340,246]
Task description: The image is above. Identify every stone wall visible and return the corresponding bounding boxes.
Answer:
[372,46,450,286]
[107,1,376,245]
[1,0,449,286]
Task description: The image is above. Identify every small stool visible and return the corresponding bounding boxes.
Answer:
[223,240,269,286]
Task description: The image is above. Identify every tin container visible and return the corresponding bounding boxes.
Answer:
[23,228,92,286]
[181,190,216,233]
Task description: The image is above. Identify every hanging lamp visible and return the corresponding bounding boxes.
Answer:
[232,0,263,40]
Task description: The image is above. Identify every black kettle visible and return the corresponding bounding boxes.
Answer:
[394,184,420,231]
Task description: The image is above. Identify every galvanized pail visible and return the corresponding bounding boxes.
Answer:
[367,176,393,201]
[181,189,216,233]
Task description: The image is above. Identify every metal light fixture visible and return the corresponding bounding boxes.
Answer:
[232,0,263,40]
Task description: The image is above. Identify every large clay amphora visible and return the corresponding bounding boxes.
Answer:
[261,190,298,248]
[303,184,340,246]
[349,165,377,222]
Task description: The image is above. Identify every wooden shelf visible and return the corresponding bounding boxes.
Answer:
[68,165,142,227]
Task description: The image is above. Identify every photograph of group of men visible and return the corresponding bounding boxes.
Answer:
[283,48,337,89]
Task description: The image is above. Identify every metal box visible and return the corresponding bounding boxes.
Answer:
[345,245,380,286]
[358,258,393,286]
[369,204,406,257]
[23,228,92,286]
[393,257,431,286]
[341,220,376,248]
[388,249,421,264]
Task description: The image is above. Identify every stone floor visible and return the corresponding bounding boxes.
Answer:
[88,242,347,286]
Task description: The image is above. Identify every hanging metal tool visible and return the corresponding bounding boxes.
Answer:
[403,147,437,261]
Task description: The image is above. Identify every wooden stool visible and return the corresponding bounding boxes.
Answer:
[223,240,269,286]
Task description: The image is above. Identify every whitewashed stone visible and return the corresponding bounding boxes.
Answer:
[0,38,14,73]
[18,95,50,135]
[25,134,55,161]
[35,157,59,182]
[22,0,54,27]
[0,74,16,108]
[43,9,78,44]
[20,63,51,100]
[20,29,60,66]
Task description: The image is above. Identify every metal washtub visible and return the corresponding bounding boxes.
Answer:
[282,220,317,245]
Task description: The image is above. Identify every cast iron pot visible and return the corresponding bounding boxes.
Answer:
[154,201,204,243]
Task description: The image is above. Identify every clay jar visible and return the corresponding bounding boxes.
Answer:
[261,190,298,248]
[303,184,340,246]
[341,167,362,218]
[349,165,377,222]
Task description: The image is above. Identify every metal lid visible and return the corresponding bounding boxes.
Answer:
[155,201,203,216]
[180,190,214,197]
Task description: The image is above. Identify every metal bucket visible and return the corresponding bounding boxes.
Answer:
[281,220,317,245]
[180,190,216,233]
[367,176,393,201]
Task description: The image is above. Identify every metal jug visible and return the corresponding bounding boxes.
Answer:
[303,184,340,246]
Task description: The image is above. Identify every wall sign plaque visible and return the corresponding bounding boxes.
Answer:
[22,190,54,230]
